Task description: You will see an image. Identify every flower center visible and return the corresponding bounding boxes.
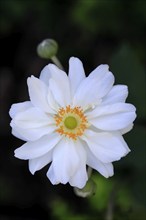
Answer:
[54,105,88,140]
[64,116,77,129]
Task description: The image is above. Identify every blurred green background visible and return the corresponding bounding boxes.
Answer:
[0,0,146,219]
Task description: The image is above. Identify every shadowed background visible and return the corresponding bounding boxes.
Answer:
[0,0,146,219]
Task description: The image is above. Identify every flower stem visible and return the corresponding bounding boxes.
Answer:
[105,187,115,220]
[51,55,64,70]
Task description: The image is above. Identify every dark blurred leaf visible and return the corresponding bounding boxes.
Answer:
[109,44,146,120]
[116,124,146,206]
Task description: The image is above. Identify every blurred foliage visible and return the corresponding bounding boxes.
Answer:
[110,44,146,120]
[0,0,146,219]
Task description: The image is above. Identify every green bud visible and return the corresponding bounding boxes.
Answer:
[37,39,58,59]
[74,178,97,198]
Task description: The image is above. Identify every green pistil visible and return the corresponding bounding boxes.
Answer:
[64,116,77,130]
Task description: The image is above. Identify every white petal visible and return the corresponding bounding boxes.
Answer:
[69,140,88,189]
[47,164,60,185]
[52,138,80,184]
[48,64,71,107]
[12,107,54,129]
[29,151,52,174]
[73,66,114,108]
[85,145,114,178]
[27,76,54,113]
[11,128,28,141]
[88,64,109,79]
[82,130,130,163]
[10,107,55,141]
[39,64,52,86]
[87,103,136,131]
[9,101,32,118]
[121,123,134,135]
[11,123,55,141]
[68,57,86,97]
[49,79,66,107]
[47,89,59,112]
[14,133,61,159]
[102,85,128,105]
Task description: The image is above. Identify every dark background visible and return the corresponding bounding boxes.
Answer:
[0,0,146,219]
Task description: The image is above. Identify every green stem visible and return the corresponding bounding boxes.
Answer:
[51,55,64,70]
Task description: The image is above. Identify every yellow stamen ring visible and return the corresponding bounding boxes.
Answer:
[54,105,88,140]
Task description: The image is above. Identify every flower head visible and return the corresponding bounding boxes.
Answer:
[9,57,136,189]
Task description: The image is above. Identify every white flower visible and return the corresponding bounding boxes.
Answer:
[9,57,136,189]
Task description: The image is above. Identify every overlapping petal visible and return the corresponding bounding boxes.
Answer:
[12,107,54,129]
[47,164,60,185]
[27,76,54,113]
[87,103,136,131]
[82,130,130,163]
[40,63,72,107]
[68,57,85,97]
[48,64,71,107]
[39,64,52,85]
[120,123,134,134]
[14,133,61,159]
[11,124,55,142]
[73,65,114,108]
[10,106,55,141]
[69,140,87,189]
[47,89,59,112]
[51,138,80,184]
[88,64,109,79]
[85,144,114,178]
[29,151,52,174]
[102,85,128,105]
[9,101,32,118]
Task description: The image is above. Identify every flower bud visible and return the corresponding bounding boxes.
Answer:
[37,39,58,59]
[74,179,97,198]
